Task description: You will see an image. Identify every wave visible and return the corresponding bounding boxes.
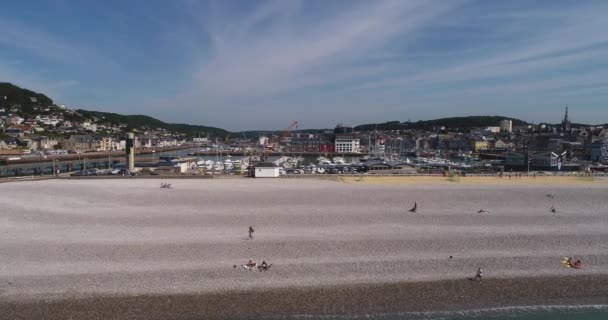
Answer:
[260,304,608,320]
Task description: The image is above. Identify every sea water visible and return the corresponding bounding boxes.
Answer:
[255,305,608,320]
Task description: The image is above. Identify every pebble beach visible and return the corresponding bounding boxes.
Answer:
[1,177,607,318]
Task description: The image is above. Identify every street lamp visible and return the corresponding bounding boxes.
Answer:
[152,150,156,163]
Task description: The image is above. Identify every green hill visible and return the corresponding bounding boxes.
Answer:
[355,116,529,131]
[76,109,229,137]
[0,82,228,137]
[0,82,54,114]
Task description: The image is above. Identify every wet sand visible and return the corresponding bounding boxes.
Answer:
[2,276,608,319]
[1,179,607,318]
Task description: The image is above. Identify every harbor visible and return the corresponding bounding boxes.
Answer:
[2,146,600,178]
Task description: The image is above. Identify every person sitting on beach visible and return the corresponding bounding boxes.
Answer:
[573,260,582,269]
[550,206,556,213]
[259,260,269,271]
[243,259,256,271]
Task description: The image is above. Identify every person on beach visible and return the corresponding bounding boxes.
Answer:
[478,209,490,213]
[409,202,417,213]
[249,226,254,240]
[550,206,556,213]
[259,260,271,271]
[566,258,582,269]
[244,259,256,270]
[474,267,482,281]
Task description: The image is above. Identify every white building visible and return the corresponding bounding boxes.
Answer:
[259,136,269,146]
[99,137,116,151]
[500,120,513,133]
[116,140,126,150]
[9,116,24,125]
[82,121,97,132]
[485,126,500,133]
[335,134,360,153]
[255,162,280,178]
[37,137,59,150]
[193,137,208,144]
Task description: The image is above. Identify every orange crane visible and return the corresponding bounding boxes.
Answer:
[277,121,299,144]
[262,121,298,160]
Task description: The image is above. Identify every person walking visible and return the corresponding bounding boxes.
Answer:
[409,202,417,213]
[248,226,254,240]
[474,267,483,281]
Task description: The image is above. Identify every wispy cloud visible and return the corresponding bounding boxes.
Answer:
[0,18,116,68]
[353,2,608,91]
[186,0,466,99]
[2,0,607,129]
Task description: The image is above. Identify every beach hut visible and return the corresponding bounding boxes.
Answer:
[255,162,280,178]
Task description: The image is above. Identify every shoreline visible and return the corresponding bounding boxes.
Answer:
[2,174,607,185]
[2,275,608,319]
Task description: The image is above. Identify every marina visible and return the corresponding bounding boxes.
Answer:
[0,146,589,178]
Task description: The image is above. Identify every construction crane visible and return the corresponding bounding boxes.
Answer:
[262,121,298,160]
[278,121,298,144]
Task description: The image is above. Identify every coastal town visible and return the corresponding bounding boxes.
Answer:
[3,1,608,318]
[1,83,607,177]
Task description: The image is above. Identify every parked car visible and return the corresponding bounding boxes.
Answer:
[118,169,137,176]
[93,168,110,175]
[70,170,96,177]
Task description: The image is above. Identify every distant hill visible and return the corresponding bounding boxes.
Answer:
[0,82,228,137]
[0,82,54,114]
[76,109,229,137]
[236,129,329,138]
[355,116,529,132]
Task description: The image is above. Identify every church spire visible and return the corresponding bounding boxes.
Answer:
[562,105,571,132]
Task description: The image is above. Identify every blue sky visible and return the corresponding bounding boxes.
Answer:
[1,0,607,130]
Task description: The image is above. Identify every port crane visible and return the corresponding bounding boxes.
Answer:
[261,121,298,161]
